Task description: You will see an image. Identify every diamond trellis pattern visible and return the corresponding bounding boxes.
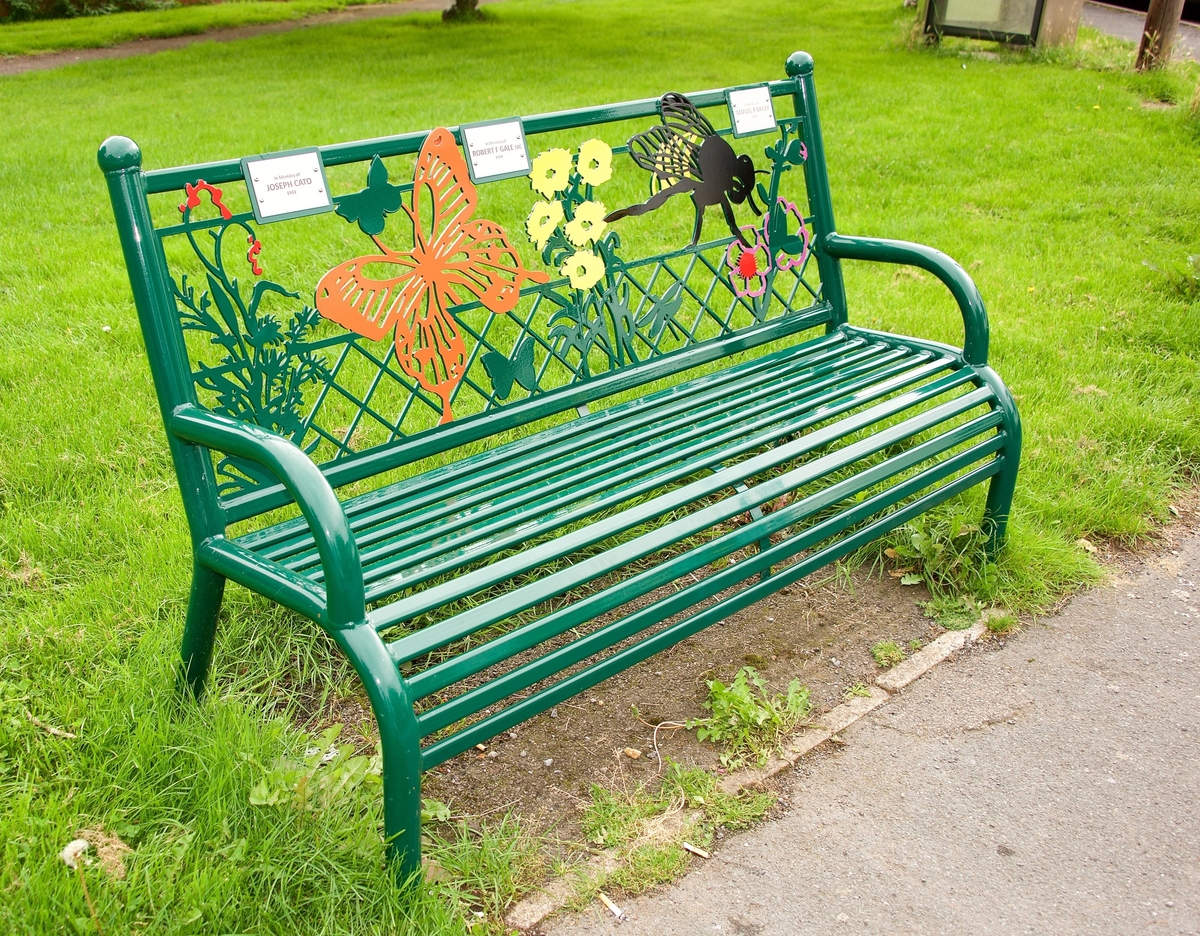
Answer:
[166,223,822,500]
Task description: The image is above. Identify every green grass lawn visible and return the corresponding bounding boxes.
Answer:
[1,1,1198,932]
[0,0,384,57]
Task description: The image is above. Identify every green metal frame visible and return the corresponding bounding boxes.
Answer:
[99,51,1020,883]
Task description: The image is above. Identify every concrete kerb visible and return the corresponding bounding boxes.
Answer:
[504,615,996,931]
[505,852,623,932]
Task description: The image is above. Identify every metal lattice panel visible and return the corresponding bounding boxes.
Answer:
[158,118,821,501]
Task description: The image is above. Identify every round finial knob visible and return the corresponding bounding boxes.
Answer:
[785,51,814,78]
[97,136,142,173]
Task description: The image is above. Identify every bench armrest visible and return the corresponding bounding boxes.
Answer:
[822,233,989,366]
[169,404,366,627]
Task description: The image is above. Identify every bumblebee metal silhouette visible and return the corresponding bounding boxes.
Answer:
[604,92,766,247]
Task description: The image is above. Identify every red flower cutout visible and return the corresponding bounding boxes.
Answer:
[246,235,263,276]
[724,225,770,298]
[179,181,232,220]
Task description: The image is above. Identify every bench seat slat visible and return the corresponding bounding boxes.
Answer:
[378,377,994,658]
[280,341,914,579]
[419,453,1005,770]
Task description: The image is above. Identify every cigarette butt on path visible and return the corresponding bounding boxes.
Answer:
[682,841,711,859]
[598,890,627,921]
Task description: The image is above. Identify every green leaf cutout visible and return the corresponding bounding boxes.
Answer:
[335,155,403,237]
[637,282,685,341]
[765,202,806,258]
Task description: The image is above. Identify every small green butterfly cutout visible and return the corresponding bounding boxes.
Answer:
[335,155,403,237]
[483,338,537,400]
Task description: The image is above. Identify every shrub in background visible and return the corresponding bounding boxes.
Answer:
[1,0,182,24]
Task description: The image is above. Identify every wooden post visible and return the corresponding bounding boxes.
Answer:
[1136,0,1187,70]
[1038,0,1086,47]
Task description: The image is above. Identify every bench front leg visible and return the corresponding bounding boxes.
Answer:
[170,405,425,875]
[976,364,1022,555]
[337,626,425,884]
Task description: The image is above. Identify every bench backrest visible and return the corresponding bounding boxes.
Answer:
[100,52,845,529]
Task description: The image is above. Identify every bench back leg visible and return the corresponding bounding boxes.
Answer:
[978,366,1022,557]
[177,562,226,700]
[336,626,425,884]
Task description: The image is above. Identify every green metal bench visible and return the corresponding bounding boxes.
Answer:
[99,51,1020,881]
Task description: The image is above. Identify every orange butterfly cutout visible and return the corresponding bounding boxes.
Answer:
[316,127,549,425]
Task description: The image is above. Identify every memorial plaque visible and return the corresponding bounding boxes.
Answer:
[241,149,333,224]
[460,118,532,183]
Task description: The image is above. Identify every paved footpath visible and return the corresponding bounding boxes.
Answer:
[0,0,501,77]
[549,529,1200,936]
[1083,1,1199,61]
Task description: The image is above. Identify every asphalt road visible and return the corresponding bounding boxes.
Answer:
[1083,1,1200,60]
[548,530,1200,936]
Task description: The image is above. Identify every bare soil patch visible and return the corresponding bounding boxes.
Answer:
[284,485,1200,851]
[400,565,944,843]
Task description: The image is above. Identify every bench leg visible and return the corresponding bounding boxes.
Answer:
[177,562,226,701]
[978,366,1022,558]
[983,457,1018,557]
[336,626,424,885]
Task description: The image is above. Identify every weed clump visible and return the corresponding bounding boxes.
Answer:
[581,763,773,895]
[870,640,905,668]
[921,594,983,631]
[686,666,811,768]
[1144,254,1200,302]
[986,611,1018,635]
[884,510,988,596]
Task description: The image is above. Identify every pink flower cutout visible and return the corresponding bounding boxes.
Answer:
[725,226,771,298]
[764,197,810,273]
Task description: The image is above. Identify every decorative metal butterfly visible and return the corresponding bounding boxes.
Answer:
[316,128,549,425]
[482,337,537,401]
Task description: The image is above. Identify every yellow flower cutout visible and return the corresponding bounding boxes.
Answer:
[526,200,565,250]
[560,250,606,291]
[530,148,572,199]
[564,200,607,248]
[577,139,613,187]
